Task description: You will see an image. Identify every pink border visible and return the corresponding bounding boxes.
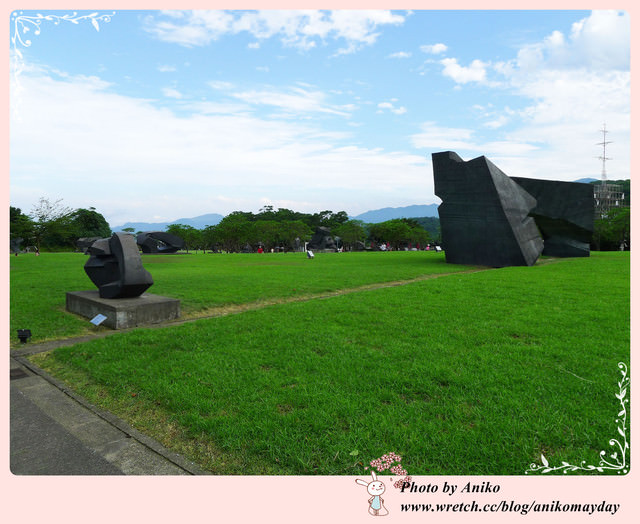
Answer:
[3,2,637,522]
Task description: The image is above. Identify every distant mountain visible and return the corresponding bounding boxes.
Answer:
[112,212,223,232]
[113,206,441,231]
[352,204,440,223]
[575,177,599,184]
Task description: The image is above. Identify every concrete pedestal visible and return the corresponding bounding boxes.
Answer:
[66,291,180,330]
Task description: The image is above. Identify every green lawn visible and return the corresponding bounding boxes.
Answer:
[10,251,471,345]
[14,251,630,475]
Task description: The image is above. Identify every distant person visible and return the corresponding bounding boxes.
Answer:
[307,250,314,259]
[257,246,264,254]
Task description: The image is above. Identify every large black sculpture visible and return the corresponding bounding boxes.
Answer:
[77,236,101,254]
[432,151,543,267]
[85,233,153,298]
[511,177,594,257]
[307,226,337,251]
[136,231,185,254]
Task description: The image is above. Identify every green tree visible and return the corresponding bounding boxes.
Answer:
[367,218,428,250]
[309,210,349,229]
[70,207,111,239]
[383,219,411,250]
[593,207,630,251]
[29,197,75,251]
[404,218,430,248]
[201,224,218,252]
[10,206,35,248]
[334,220,366,250]
[274,207,306,223]
[414,217,441,242]
[256,205,276,221]
[278,220,313,251]
[214,212,254,252]
[253,220,279,250]
[165,223,201,253]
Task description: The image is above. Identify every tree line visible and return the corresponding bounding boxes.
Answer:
[589,180,630,250]
[592,206,630,251]
[10,198,111,252]
[9,200,438,253]
[10,196,629,254]
[156,206,434,253]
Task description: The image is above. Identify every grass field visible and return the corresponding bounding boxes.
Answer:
[10,251,472,345]
[11,250,630,475]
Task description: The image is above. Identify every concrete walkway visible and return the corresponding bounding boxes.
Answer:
[10,354,209,475]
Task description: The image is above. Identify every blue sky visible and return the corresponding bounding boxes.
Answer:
[9,9,630,227]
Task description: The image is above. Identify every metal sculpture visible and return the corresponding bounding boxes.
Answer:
[77,236,101,254]
[84,232,153,298]
[136,231,185,254]
[511,177,594,257]
[307,226,337,251]
[432,151,544,267]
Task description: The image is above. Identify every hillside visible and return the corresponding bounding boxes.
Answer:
[112,213,224,232]
[352,204,439,223]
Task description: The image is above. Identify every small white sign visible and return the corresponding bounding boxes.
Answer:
[90,313,107,326]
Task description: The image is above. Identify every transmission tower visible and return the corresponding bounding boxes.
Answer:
[593,124,624,218]
[597,123,612,188]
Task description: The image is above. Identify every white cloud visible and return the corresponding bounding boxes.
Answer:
[180,100,251,115]
[480,11,630,181]
[143,10,407,53]
[413,50,630,183]
[516,10,629,71]
[162,87,183,99]
[10,70,429,225]
[388,51,411,59]
[485,12,628,176]
[440,58,488,84]
[377,101,407,115]
[410,122,477,151]
[144,10,234,46]
[483,115,509,130]
[420,43,447,54]
[157,64,177,72]
[209,80,234,90]
[410,123,545,181]
[231,85,355,117]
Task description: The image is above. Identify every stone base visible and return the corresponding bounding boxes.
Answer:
[66,291,180,330]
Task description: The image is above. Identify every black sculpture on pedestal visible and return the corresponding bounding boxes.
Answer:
[85,233,153,298]
[432,151,544,267]
[136,231,185,254]
[511,177,594,257]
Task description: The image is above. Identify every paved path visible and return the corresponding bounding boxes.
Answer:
[10,355,209,475]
